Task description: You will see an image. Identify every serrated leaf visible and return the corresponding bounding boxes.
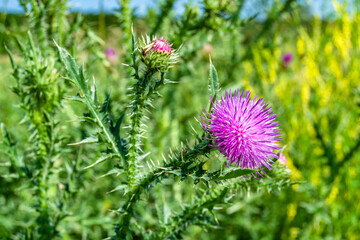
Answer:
[84,154,113,169]
[57,42,123,162]
[100,94,110,115]
[110,114,125,141]
[212,168,257,181]
[131,30,135,52]
[68,136,98,146]
[55,41,88,93]
[76,116,97,124]
[66,95,85,103]
[4,44,16,69]
[208,57,219,97]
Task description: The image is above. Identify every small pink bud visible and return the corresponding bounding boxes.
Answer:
[278,153,287,165]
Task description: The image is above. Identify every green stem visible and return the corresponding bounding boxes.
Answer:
[155,187,228,239]
[155,177,299,239]
[114,138,213,239]
[127,70,153,188]
[57,0,67,45]
[119,0,132,60]
[28,110,58,239]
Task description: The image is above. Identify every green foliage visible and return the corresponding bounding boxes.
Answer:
[56,42,124,162]
[4,31,66,239]
[0,0,112,238]
[212,168,257,181]
[1,0,359,239]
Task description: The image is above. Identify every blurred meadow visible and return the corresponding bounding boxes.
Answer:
[0,0,359,239]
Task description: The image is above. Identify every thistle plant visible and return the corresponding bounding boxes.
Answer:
[3,1,76,231]
[54,31,292,239]
[1,0,108,238]
[0,1,312,239]
[2,1,360,239]
[5,31,66,239]
[126,35,179,189]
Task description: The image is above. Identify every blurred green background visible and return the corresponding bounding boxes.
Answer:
[0,0,359,239]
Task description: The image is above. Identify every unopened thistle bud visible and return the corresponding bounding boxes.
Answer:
[138,36,179,72]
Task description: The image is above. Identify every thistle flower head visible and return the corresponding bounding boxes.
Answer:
[281,53,293,68]
[138,35,179,72]
[151,39,172,55]
[105,48,116,56]
[202,89,282,175]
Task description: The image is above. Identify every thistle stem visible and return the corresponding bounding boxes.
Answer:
[127,70,154,188]
[115,138,213,238]
[118,0,132,61]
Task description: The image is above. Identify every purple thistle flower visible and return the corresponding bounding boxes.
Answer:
[105,48,116,56]
[281,53,293,68]
[105,48,118,64]
[202,89,282,177]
